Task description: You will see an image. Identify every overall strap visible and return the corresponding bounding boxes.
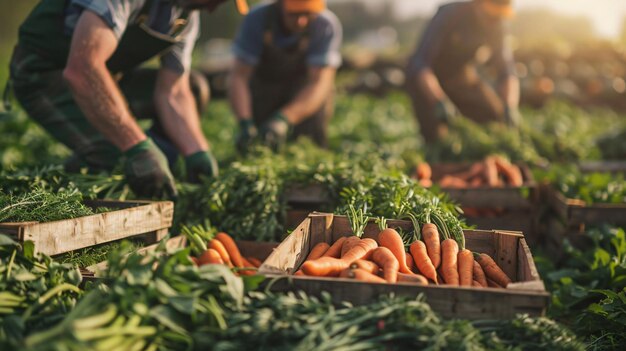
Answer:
[263,2,310,53]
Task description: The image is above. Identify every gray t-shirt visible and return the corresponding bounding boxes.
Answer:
[232,3,342,68]
[65,0,199,73]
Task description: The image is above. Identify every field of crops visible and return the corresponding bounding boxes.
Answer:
[2,87,626,350]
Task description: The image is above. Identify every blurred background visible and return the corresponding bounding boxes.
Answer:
[3,0,626,110]
[2,0,626,168]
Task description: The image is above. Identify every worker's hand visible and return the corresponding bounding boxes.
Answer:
[434,99,455,123]
[235,119,258,155]
[185,150,219,183]
[124,138,177,199]
[504,106,521,127]
[259,112,291,151]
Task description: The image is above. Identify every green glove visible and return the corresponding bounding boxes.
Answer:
[504,106,521,127]
[185,150,218,183]
[259,112,291,151]
[434,99,454,123]
[124,138,177,199]
[236,119,258,155]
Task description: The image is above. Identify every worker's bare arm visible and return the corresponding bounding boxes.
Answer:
[228,59,255,121]
[281,66,335,124]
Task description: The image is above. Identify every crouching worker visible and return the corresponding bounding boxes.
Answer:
[229,0,342,152]
[8,0,250,198]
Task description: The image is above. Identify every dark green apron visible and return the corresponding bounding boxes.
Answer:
[9,0,189,171]
[250,3,333,148]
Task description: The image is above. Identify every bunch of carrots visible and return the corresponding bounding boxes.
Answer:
[295,219,512,288]
[413,155,524,188]
[190,232,262,276]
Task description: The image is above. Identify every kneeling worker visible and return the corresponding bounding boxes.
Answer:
[405,0,520,144]
[229,0,342,152]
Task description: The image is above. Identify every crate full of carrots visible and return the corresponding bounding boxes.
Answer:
[259,212,548,320]
[412,155,538,235]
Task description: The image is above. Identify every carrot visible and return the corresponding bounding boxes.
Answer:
[492,155,523,186]
[472,280,483,287]
[377,228,412,274]
[208,239,233,267]
[406,253,415,272]
[340,236,361,257]
[350,259,380,275]
[215,232,244,267]
[416,162,432,180]
[294,270,305,276]
[472,260,488,287]
[371,247,400,283]
[241,257,255,268]
[421,223,441,269]
[487,278,503,288]
[340,268,387,283]
[247,257,263,268]
[476,253,512,287]
[440,239,459,285]
[322,237,347,258]
[436,270,445,285]
[419,178,433,188]
[409,240,438,283]
[190,257,199,266]
[439,175,468,188]
[301,239,377,277]
[455,162,486,181]
[198,249,223,266]
[306,242,330,261]
[397,272,428,285]
[457,249,474,286]
[483,157,500,187]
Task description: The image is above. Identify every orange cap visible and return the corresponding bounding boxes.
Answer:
[478,0,514,18]
[235,0,249,15]
[283,0,326,14]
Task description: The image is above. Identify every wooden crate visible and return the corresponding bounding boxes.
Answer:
[260,213,548,320]
[84,235,279,277]
[0,199,173,256]
[545,185,626,227]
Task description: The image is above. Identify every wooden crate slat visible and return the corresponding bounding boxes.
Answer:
[260,217,310,275]
[0,200,173,256]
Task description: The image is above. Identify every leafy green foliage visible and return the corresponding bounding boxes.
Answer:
[0,235,82,347]
[535,165,626,204]
[0,187,93,223]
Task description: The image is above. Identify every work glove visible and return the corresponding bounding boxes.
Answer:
[433,99,455,124]
[259,112,291,151]
[504,106,521,127]
[235,119,258,155]
[124,138,177,199]
[185,150,219,183]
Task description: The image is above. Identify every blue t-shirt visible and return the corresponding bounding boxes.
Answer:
[232,3,342,68]
[65,0,199,74]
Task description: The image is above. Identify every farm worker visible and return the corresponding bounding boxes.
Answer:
[228,0,342,152]
[405,0,520,144]
[8,0,250,199]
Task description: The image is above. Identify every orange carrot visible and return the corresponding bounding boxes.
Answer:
[472,260,488,287]
[208,239,233,267]
[409,240,438,283]
[241,257,255,268]
[406,253,415,272]
[247,257,263,268]
[416,162,432,180]
[350,259,380,275]
[419,178,433,188]
[306,242,330,261]
[397,272,428,285]
[441,239,459,285]
[301,239,377,277]
[476,253,512,287]
[457,249,474,286]
[322,237,347,258]
[439,175,469,188]
[215,232,244,267]
[484,157,500,187]
[198,249,223,266]
[341,236,361,257]
[492,155,523,186]
[487,278,503,288]
[472,280,483,287]
[190,257,199,266]
[377,228,412,274]
[294,270,305,276]
[371,247,400,283]
[421,223,441,269]
[340,268,387,283]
